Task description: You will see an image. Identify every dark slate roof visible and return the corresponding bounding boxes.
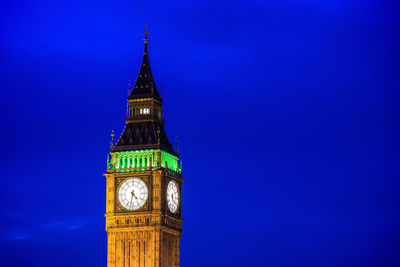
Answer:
[111,121,177,156]
[128,43,162,101]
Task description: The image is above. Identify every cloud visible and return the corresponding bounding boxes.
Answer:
[7,232,30,241]
[43,219,86,231]
[0,209,88,242]
[68,223,83,230]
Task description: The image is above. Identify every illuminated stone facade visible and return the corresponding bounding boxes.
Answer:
[105,29,183,267]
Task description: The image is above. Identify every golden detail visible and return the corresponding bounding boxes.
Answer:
[105,168,183,267]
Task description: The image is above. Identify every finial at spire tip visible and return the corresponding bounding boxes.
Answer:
[143,23,149,44]
[110,130,115,149]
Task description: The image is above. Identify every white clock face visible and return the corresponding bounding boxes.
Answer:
[118,178,148,210]
[167,180,179,213]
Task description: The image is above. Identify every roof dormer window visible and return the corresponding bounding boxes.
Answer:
[140,108,150,115]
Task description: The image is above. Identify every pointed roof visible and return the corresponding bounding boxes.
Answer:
[111,27,176,156]
[111,121,177,156]
[128,40,162,101]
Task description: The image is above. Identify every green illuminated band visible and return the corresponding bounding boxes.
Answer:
[107,149,181,173]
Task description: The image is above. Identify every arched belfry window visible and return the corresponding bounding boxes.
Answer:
[140,108,150,115]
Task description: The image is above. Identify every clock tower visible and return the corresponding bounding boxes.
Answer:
[104,28,183,267]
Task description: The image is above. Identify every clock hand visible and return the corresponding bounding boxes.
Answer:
[131,190,138,199]
[130,195,134,208]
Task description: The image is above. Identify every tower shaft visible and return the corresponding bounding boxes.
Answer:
[105,27,183,267]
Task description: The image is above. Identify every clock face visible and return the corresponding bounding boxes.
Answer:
[118,178,148,211]
[167,180,179,213]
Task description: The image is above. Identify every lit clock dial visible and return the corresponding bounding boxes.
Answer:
[118,178,148,210]
[167,180,179,213]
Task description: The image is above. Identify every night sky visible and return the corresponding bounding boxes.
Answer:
[1,1,399,266]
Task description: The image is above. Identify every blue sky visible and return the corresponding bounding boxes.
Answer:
[1,0,399,266]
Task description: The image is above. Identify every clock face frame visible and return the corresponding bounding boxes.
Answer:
[117,178,148,211]
[166,180,179,214]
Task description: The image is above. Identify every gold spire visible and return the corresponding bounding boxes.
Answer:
[143,23,150,44]
[110,130,115,149]
[175,136,180,154]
